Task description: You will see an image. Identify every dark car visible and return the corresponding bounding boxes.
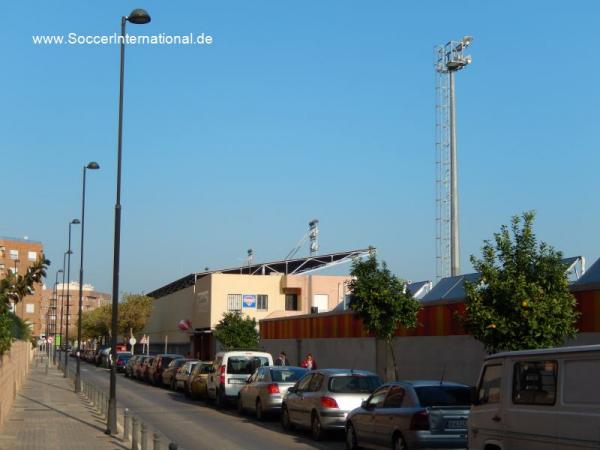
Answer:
[345,381,472,450]
[115,352,132,373]
[139,356,155,381]
[147,354,184,386]
[125,355,142,377]
[161,358,186,389]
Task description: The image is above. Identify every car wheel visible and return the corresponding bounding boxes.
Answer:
[393,434,407,450]
[237,396,245,415]
[255,399,264,421]
[281,404,294,431]
[170,378,176,391]
[311,412,325,441]
[346,423,360,450]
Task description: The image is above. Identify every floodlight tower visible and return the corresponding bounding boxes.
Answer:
[435,36,473,279]
[309,219,319,256]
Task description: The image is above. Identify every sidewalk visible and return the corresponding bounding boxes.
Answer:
[0,355,127,450]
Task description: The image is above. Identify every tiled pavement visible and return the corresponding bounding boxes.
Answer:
[0,355,128,450]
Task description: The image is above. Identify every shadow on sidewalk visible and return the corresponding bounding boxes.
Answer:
[17,394,129,450]
[27,376,77,394]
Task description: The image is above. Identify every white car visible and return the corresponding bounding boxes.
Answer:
[206,350,273,408]
[469,344,600,450]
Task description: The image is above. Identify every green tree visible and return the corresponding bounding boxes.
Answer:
[118,293,153,337]
[81,304,112,342]
[0,256,49,354]
[348,250,421,380]
[463,211,579,354]
[214,312,259,350]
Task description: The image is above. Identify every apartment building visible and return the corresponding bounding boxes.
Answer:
[0,236,45,337]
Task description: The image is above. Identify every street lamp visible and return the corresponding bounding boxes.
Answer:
[107,8,151,435]
[52,269,63,364]
[64,218,80,376]
[75,161,100,393]
[58,252,68,367]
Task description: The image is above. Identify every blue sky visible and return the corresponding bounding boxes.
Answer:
[1,1,598,296]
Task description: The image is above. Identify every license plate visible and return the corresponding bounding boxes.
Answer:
[446,418,467,429]
[228,378,246,384]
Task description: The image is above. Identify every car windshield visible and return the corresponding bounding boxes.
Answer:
[270,368,307,382]
[329,375,381,393]
[227,356,270,375]
[414,386,471,407]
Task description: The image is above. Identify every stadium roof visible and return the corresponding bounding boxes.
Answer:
[147,248,372,299]
[420,256,585,306]
[571,256,600,291]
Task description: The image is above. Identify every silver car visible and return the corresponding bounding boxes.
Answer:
[345,381,471,450]
[281,369,382,440]
[174,360,198,391]
[237,366,308,420]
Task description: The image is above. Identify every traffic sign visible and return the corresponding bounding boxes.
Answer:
[129,337,137,346]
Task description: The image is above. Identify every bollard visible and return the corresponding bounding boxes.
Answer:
[153,432,160,450]
[141,422,148,450]
[100,392,105,416]
[132,417,139,450]
[124,408,130,440]
[45,358,49,375]
[168,444,178,450]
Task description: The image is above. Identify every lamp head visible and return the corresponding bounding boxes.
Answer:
[66,250,73,255]
[127,9,151,24]
[86,161,100,170]
[58,270,64,274]
[71,219,81,225]
[462,36,474,48]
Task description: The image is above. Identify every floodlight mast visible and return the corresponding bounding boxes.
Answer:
[435,36,473,279]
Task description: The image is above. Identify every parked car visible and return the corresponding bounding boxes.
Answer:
[94,346,109,366]
[346,380,471,450]
[99,348,112,368]
[238,366,308,420]
[147,354,184,386]
[206,351,273,408]
[140,356,155,382]
[161,358,186,389]
[186,361,213,400]
[469,344,600,450]
[115,352,132,373]
[281,369,382,440]
[125,355,142,378]
[174,360,198,392]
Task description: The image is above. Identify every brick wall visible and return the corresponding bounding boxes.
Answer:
[0,341,32,426]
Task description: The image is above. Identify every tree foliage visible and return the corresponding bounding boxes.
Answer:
[214,312,259,350]
[463,211,579,354]
[79,293,153,342]
[348,250,420,379]
[0,256,49,354]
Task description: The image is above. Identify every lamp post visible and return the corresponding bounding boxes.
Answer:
[52,269,63,364]
[75,162,100,393]
[64,219,80,376]
[58,252,68,365]
[107,8,151,435]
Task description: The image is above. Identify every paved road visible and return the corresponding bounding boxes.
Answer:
[78,360,345,450]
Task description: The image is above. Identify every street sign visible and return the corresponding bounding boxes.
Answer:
[242,294,256,308]
[129,337,137,346]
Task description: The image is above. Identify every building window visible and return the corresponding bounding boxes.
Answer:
[28,251,37,261]
[227,294,242,312]
[9,249,19,260]
[25,303,34,314]
[257,295,268,310]
[285,294,298,311]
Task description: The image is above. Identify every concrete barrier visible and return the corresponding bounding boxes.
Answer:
[0,341,33,426]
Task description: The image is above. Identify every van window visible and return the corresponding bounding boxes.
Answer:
[226,356,270,375]
[478,364,502,404]
[563,359,600,405]
[512,360,557,406]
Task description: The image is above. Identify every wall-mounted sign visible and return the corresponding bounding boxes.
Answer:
[242,294,256,308]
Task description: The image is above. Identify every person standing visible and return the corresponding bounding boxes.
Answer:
[300,353,317,370]
[274,351,288,366]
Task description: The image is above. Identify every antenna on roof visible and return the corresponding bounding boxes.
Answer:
[439,363,446,385]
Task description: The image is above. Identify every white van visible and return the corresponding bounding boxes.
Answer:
[469,344,600,450]
[206,350,273,408]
